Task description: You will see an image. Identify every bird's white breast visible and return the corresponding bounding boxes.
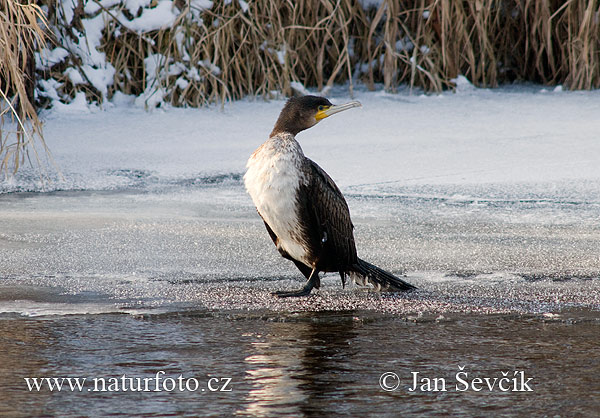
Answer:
[244,133,310,264]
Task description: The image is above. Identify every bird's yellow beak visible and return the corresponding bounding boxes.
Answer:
[315,101,362,121]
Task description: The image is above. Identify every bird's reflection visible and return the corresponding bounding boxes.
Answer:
[238,312,359,417]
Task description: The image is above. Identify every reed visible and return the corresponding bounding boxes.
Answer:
[0,0,49,176]
[18,0,600,110]
[359,0,599,91]
[100,0,367,106]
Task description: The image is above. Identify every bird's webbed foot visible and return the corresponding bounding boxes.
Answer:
[273,269,320,298]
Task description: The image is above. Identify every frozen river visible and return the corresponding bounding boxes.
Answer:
[1,86,599,415]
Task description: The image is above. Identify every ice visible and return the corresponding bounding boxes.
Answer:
[1,85,600,317]
[4,84,600,194]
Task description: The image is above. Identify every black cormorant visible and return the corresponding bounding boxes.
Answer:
[244,95,416,297]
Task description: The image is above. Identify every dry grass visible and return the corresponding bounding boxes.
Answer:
[95,0,368,106]
[0,0,50,176]
[32,0,600,109]
[358,0,599,91]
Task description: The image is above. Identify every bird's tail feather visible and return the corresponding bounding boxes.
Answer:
[349,258,416,291]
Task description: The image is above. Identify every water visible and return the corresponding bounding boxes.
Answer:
[1,177,599,416]
[1,312,599,417]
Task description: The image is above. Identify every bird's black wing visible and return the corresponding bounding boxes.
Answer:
[297,158,357,270]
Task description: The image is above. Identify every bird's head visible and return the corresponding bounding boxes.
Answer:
[270,95,362,137]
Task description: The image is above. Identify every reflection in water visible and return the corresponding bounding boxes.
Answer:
[239,313,359,416]
[2,312,599,416]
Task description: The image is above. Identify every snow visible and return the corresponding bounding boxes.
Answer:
[275,46,286,66]
[191,0,213,11]
[359,0,385,9]
[37,79,62,101]
[75,14,108,67]
[124,0,152,15]
[82,64,116,99]
[52,9,116,103]
[119,0,180,32]
[198,59,221,75]
[50,91,91,113]
[451,75,476,92]
[4,84,600,194]
[83,0,121,14]
[38,0,216,109]
[290,81,311,96]
[65,67,85,85]
[35,47,69,69]
[395,37,414,52]
[135,53,169,108]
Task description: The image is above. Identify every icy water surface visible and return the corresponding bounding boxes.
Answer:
[1,178,599,416]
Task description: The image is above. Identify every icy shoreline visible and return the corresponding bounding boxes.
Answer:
[1,85,599,318]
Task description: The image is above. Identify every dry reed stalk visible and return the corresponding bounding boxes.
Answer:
[28,0,600,114]
[117,0,368,106]
[357,0,599,91]
[0,0,50,176]
[563,0,600,89]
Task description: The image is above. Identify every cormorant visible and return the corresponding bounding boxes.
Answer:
[244,95,416,297]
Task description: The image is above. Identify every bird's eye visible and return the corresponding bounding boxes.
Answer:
[318,105,324,111]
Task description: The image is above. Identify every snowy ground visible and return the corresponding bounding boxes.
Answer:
[5,83,600,192]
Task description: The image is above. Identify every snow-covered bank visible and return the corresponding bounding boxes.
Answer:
[3,85,600,197]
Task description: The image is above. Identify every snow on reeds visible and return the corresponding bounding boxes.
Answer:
[35,0,600,110]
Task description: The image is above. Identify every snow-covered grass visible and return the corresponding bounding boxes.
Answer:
[3,84,600,197]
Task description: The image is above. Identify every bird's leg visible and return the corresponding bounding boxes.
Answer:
[273,267,320,298]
